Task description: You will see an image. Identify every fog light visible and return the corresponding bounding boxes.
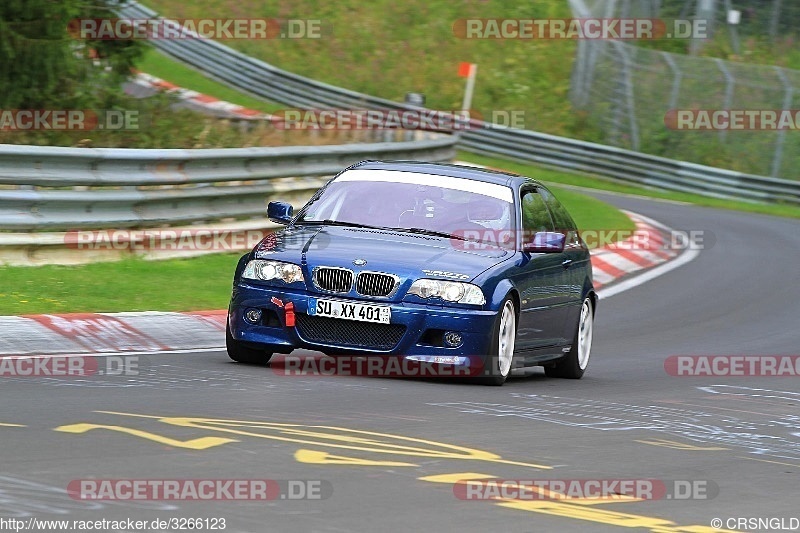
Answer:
[444,331,463,348]
[244,308,262,324]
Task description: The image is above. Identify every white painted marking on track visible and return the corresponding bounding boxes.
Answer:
[626,249,667,265]
[593,209,702,299]
[597,247,700,299]
[591,269,615,285]
[591,252,644,273]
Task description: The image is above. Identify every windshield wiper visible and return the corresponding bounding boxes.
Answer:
[388,227,468,242]
[295,221,472,243]
[294,219,394,232]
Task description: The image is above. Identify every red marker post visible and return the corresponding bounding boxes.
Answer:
[458,62,478,116]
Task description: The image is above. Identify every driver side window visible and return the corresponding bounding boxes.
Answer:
[521,190,554,233]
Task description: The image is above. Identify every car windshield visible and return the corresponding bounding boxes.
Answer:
[295,169,514,238]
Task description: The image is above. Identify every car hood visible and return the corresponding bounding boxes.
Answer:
[254,225,509,284]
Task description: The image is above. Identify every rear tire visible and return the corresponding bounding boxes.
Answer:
[545,297,593,379]
[478,296,517,386]
[226,322,273,365]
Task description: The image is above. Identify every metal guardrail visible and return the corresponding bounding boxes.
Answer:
[458,129,800,204]
[117,1,800,206]
[0,135,456,230]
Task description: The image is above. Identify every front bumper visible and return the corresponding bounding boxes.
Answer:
[229,282,497,360]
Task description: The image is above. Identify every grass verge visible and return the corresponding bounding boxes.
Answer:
[0,253,241,315]
[137,47,283,114]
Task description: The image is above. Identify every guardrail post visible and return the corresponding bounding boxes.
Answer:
[715,58,734,144]
[662,52,683,112]
[771,67,793,178]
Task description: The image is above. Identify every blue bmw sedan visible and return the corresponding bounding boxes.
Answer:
[226,161,596,385]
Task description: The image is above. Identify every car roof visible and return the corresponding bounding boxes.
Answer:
[346,160,543,189]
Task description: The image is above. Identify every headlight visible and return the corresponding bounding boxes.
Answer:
[408,279,485,305]
[242,260,304,284]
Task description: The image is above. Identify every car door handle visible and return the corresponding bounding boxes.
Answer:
[562,258,573,269]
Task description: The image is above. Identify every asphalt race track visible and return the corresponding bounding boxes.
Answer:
[1,193,798,532]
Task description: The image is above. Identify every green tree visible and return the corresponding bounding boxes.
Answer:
[0,0,142,109]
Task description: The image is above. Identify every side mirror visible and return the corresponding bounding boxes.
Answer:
[524,231,565,253]
[267,201,293,225]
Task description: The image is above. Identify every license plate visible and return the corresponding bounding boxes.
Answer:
[308,298,391,324]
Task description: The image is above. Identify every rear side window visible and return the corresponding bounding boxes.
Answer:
[540,188,577,232]
[520,190,554,233]
[540,188,581,246]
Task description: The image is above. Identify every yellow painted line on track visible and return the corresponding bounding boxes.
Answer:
[418,473,496,484]
[49,411,740,532]
[295,449,417,466]
[740,456,800,468]
[422,475,644,505]
[54,423,237,450]
[496,499,738,531]
[85,411,552,469]
[419,473,738,530]
[635,438,728,451]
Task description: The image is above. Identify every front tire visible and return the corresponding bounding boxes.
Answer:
[226,321,273,365]
[479,297,517,386]
[545,296,594,379]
